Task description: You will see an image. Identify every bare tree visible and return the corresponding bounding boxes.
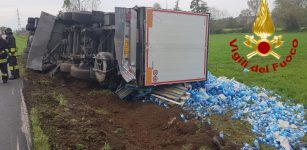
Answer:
[89,0,101,10]
[174,0,181,11]
[272,0,306,31]
[153,2,162,9]
[239,9,253,32]
[190,0,208,14]
[209,7,227,20]
[247,0,261,17]
[63,0,101,11]
[0,27,6,34]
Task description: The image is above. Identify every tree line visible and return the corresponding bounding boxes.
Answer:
[62,0,209,14]
[209,0,307,33]
[62,0,307,33]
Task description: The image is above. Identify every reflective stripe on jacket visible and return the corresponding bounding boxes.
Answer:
[0,59,7,63]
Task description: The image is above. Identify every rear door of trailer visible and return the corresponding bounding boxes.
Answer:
[145,9,209,86]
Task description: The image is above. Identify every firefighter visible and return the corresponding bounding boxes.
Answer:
[0,37,9,83]
[5,28,20,79]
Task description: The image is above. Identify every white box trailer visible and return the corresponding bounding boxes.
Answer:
[145,9,209,86]
[115,8,210,87]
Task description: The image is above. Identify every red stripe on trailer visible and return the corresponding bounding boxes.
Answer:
[146,78,207,86]
[204,15,209,76]
[147,78,207,86]
[153,9,210,17]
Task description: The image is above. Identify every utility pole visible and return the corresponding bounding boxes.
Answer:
[165,0,168,9]
[17,9,22,31]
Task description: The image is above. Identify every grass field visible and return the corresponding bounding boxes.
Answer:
[208,32,307,105]
[15,34,27,55]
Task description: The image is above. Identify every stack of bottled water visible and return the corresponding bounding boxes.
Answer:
[182,72,307,149]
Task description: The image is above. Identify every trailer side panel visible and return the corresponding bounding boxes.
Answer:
[145,9,209,86]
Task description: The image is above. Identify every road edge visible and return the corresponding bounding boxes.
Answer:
[19,80,33,150]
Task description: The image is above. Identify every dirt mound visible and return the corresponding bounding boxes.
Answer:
[23,71,241,150]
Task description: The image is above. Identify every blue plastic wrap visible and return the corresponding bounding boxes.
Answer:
[183,72,307,149]
[148,72,306,149]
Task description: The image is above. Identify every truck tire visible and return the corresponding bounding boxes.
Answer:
[26,23,35,31]
[92,11,104,23]
[60,62,73,73]
[59,12,73,21]
[72,12,92,24]
[70,65,91,80]
[28,17,35,24]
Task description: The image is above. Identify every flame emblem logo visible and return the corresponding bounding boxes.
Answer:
[244,0,284,59]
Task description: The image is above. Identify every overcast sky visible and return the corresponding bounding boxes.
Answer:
[0,0,275,29]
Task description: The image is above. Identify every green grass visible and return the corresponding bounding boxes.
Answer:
[75,143,85,150]
[102,143,111,150]
[209,32,307,105]
[15,34,27,55]
[198,146,210,150]
[181,144,192,150]
[53,92,67,106]
[30,108,50,150]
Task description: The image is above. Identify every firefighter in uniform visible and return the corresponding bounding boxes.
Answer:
[5,28,20,79]
[0,37,9,83]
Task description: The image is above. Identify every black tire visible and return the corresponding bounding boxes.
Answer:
[92,11,104,23]
[28,17,35,24]
[60,62,73,73]
[59,12,73,21]
[104,13,115,26]
[72,12,92,24]
[70,65,91,80]
[59,12,75,25]
[26,23,35,31]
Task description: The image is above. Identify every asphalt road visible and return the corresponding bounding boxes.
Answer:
[0,79,31,150]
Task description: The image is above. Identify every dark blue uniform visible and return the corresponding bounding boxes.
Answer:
[0,38,9,83]
[5,29,20,79]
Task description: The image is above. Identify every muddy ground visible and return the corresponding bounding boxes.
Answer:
[23,71,241,150]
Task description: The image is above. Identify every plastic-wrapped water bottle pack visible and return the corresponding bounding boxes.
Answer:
[182,72,307,149]
[147,72,306,149]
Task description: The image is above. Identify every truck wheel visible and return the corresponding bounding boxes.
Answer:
[70,65,91,80]
[92,11,104,23]
[27,17,35,24]
[26,23,35,31]
[60,62,73,73]
[72,12,92,24]
[59,12,73,21]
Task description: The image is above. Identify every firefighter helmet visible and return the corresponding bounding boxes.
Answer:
[4,28,12,34]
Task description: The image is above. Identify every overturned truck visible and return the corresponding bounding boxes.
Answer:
[26,7,210,105]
